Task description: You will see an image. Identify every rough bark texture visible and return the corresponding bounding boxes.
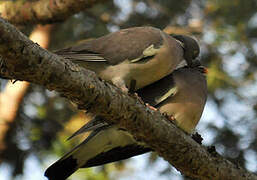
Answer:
[0,0,105,25]
[0,18,256,180]
[0,24,52,158]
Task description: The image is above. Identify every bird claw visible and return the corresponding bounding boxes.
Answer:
[129,93,157,111]
[169,115,176,121]
[121,86,129,93]
[145,103,157,111]
[191,132,203,145]
[130,92,145,104]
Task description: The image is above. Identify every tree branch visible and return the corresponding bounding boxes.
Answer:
[0,24,52,159]
[0,17,256,180]
[0,0,106,25]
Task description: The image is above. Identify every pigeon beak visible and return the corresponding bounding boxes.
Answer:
[203,67,208,74]
[200,66,208,74]
[197,65,208,74]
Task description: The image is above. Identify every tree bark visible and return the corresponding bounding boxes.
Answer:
[0,17,256,180]
[0,0,106,25]
[0,24,52,159]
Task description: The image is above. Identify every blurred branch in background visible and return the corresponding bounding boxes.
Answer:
[164,19,203,35]
[0,81,30,158]
[0,0,106,25]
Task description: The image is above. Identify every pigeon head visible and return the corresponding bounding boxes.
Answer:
[172,35,200,67]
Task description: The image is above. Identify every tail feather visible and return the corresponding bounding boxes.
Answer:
[67,116,108,140]
[83,144,151,168]
[45,156,78,180]
[45,128,104,180]
[45,126,151,179]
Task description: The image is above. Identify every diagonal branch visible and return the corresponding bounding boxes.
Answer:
[0,0,106,25]
[0,17,256,180]
[0,24,52,159]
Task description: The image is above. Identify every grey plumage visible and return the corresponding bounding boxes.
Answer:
[55,27,199,92]
[45,65,207,180]
[171,35,200,67]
